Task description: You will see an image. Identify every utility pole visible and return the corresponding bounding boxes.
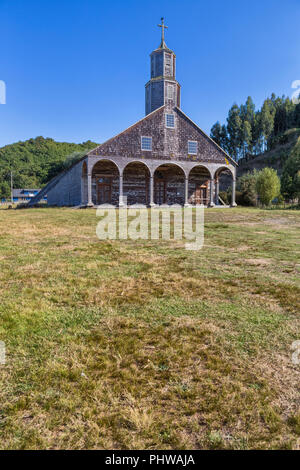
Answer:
[10,171,13,204]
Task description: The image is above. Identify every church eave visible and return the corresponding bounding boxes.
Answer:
[151,47,175,55]
[145,77,180,86]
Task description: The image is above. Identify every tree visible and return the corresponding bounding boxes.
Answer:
[210,122,229,152]
[227,104,243,160]
[252,111,263,154]
[273,97,295,137]
[210,122,223,147]
[241,96,255,124]
[261,100,275,151]
[241,120,252,157]
[240,97,255,154]
[210,93,299,161]
[293,103,300,128]
[0,137,98,199]
[281,138,300,200]
[0,180,10,200]
[236,170,259,206]
[256,168,281,205]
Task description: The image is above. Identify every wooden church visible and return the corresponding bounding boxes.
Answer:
[30,19,237,208]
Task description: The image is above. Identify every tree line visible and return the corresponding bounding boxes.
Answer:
[210,94,300,161]
[0,137,97,199]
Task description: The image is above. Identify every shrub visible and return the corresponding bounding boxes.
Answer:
[276,194,285,205]
[236,171,258,206]
[236,190,247,206]
[256,168,281,206]
[219,190,229,205]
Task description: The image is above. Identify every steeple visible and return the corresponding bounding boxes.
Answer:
[145,19,181,115]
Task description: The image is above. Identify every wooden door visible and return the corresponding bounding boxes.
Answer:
[97,182,111,204]
[200,187,207,205]
[195,184,207,205]
[155,179,166,205]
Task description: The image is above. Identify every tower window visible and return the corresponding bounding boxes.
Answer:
[165,54,172,76]
[188,141,198,155]
[166,114,175,128]
[167,84,174,100]
[151,55,156,78]
[141,136,152,151]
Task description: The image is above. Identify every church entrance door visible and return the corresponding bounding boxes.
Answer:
[154,178,166,205]
[97,178,112,204]
[194,184,208,205]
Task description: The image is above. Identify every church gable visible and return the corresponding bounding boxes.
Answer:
[91,105,235,166]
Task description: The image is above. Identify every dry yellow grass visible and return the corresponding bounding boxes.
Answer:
[0,206,299,449]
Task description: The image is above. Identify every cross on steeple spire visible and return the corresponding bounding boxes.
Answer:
[158,17,168,48]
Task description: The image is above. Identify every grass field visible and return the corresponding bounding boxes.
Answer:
[0,206,299,450]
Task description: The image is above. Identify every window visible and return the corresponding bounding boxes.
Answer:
[167,84,174,100]
[188,141,198,155]
[166,114,175,128]
[151,55,155,78]
[165,54,172,76]
[141,136,152,151]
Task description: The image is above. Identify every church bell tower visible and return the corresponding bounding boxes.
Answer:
[145,18,181,115]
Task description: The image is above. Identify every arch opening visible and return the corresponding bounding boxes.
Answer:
[188,166,211,206]
[123,162,151,206]
[91,160,120,205]
[214,167,234,206]
[153,164,185,205]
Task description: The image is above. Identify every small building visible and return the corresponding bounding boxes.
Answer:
[30,19,237,208]
[1,189,46,204]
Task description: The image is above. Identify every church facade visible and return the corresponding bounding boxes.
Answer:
[32,20,237,208]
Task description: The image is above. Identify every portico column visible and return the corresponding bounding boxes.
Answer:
[215,178,219,205]
[87,172,93,206]
[184,176,189,206]
[149,174,155,207]
[119,173,124,207]
[209,178,215,207]
[231,178,237,207]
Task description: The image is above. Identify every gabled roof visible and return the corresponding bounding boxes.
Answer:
[175,107,238,166]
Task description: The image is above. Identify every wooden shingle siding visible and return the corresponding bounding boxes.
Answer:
[92,105,231,165]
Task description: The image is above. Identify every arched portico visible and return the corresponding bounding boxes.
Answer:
[153,163,186,205]
[123,161,151,205]
[91,159,120,206]
[214,166,236,207]
[188,165,212,206]
[83,156,237,208]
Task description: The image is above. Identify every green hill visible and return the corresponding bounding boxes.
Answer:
[237,128,300,177]
[0,137,98,199]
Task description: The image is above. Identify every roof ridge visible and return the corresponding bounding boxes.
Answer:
[88,106,166,155]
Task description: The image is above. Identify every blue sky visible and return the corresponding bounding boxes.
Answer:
[0,0,300,148]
